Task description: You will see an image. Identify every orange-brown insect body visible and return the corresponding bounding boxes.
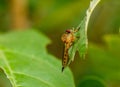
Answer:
[61,29,75,72]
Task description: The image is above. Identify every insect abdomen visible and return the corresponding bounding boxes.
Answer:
[62,43,70,72]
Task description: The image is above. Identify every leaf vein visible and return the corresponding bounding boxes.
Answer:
[13,71,55,87]
[0,50,17,87]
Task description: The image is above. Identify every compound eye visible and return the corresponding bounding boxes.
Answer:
[65,29,71,33]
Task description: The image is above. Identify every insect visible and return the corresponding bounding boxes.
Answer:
[61,27,80,72]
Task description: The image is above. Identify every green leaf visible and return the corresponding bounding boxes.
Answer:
[88,35,120,80]
[68,0,101,62]
[0,30,75,87]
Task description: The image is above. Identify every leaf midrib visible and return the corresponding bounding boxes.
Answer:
[0,50,55,87]
[0,50,17,87]
[1,48,67,75]
[0,49,74,87]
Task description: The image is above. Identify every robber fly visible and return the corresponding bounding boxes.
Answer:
[61,27,80,72]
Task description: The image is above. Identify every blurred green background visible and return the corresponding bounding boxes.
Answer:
[0,0,120,87]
